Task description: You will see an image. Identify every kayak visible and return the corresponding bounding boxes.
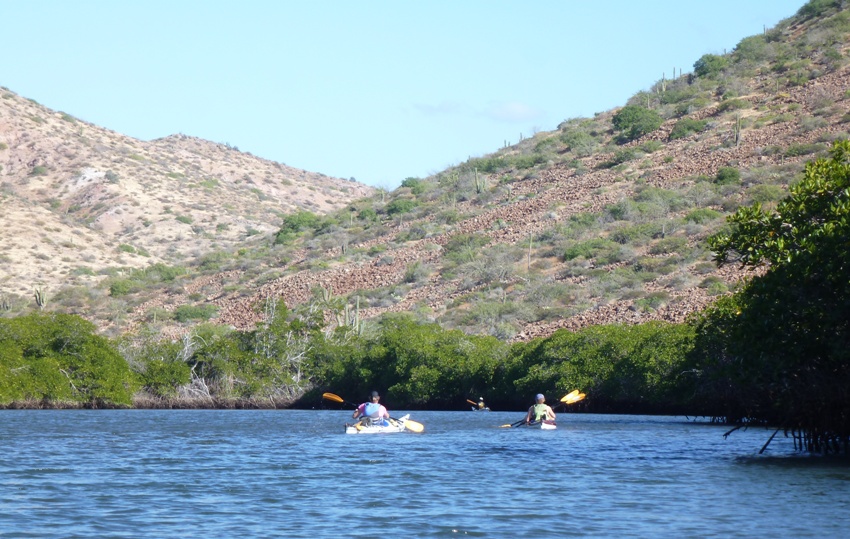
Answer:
[345,414,411,434]
[539,420,556,430]
[471,407,491,412]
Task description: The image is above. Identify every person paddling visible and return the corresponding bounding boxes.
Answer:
[477,397,488,410]
[352,391,391,427]
[525,393,556,424]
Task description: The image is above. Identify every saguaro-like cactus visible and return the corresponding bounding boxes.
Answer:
[474,168,487,194]
[34,287,47,310]
[734,113,742,147]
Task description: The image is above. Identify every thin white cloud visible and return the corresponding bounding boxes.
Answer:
[414,99,543,124]
[413,100,471,116]
[483,101,543,123]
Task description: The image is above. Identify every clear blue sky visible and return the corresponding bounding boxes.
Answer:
[2,1,805,188]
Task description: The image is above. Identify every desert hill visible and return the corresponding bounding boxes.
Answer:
[3,1,849,343]
[0,89,373,298]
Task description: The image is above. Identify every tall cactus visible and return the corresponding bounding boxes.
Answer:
[34,287,47,310]
[474,168,487,194]
[734,113,742,147]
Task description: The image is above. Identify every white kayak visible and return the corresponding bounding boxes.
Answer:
[539,420,556,430]
[345,414,410,434]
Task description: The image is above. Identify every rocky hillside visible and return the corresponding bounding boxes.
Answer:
[4,1,849,342]
[0,91,373,297]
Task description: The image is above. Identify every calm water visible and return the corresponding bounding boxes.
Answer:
[1,410,848,538]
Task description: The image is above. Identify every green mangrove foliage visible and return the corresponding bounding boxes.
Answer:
[696,139,850,453]
[0,313,134,406]
[313,316,696,413]
[500,322,696,413]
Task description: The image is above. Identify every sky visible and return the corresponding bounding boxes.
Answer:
[2,1,806,189]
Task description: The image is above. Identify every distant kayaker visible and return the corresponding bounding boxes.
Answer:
[477,397,487,410]
[352,391,391,426]
[525,393,556,424]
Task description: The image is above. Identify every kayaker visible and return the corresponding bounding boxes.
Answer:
[477,397,487,410]
[525,393,556,424]
[352,390,390,426]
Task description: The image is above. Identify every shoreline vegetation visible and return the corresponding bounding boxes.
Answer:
[0,397,299,410]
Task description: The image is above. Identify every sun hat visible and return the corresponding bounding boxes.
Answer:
[536,393,545,400]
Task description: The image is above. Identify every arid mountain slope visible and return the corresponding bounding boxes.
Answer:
[0,88,373,297]
[4,3,850,343]
[125,61,850,342]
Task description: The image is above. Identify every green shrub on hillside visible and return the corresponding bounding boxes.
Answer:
[275,210,322,244]
[694,54,729,78]
[797,0,842,20]
[511,154,547,170]
[173,304,218,323]
[685,208,722,224]
[109,278,138,297]
[717,98,748,113]
[733,35,772,64]
[715,167,741,185]
[401,177,426,195]
[649,236,688,255]
[612,105,664,143]
[669,118,707,140]
[466,156,506,174]
[599,148,641,168]
[634,291,671,312]
[785,142,827,156]
[609,222,663,245]
[358,207,378,222]
[559,129,597,157]
[564,238,624,264]
[746,184,785,204]
[386,198,418,215]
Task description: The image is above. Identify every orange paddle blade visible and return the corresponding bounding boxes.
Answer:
[322,392,345,404]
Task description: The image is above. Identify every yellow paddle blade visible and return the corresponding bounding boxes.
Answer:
[322,392,344,404]
[499,424,513,428]
[403,419,425,433]
[560,390,580,403]
[564,392,586,404]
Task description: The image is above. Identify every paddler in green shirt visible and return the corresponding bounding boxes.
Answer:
[525,393,556,424]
